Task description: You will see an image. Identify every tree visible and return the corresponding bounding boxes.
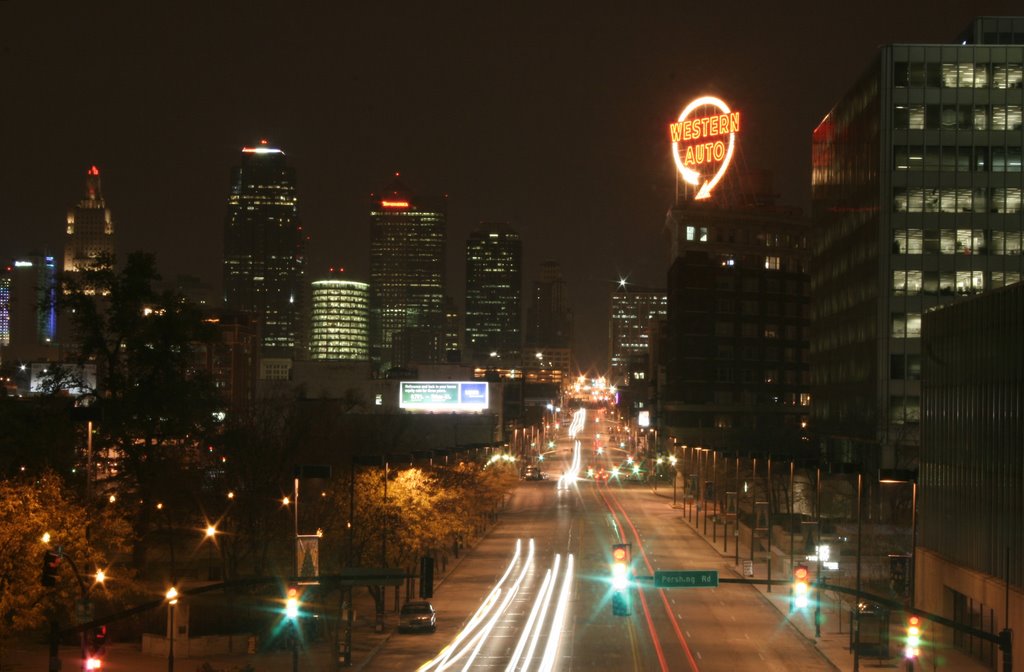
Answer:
[0,472,131,646]
[56,252,222,570]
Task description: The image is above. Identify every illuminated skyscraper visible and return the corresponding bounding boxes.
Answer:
[223,141,306,358]
[64,166,114,273]
[0,270,9,349]
[309,272,370,361]
[0,254,57,362]
[609,284,667,387]
[811,17,1024,470]
[465,227,522,364]
[369,176,446,372]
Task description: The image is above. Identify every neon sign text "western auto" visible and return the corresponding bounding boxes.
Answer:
[669,96,741,200]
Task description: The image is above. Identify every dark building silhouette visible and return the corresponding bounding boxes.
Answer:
[920,279,1024,670]
[525,260,573,375]
[465,227,522,365]
[663,174,810,455]
[222,141,306,359]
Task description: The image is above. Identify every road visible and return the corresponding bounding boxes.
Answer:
[366,409,835,671]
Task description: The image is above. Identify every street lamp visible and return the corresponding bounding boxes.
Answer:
[204,524,218,581]
[166,586,179,672]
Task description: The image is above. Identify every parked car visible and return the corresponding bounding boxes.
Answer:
[399,601,437,633]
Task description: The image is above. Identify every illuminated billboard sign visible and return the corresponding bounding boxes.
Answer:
[669,96,741,200]
[399,381,489,412]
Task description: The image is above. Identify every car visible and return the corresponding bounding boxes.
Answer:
[399,601,437,633]
[523,465,545,481]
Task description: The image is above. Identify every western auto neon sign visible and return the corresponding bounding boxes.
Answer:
[670,96,740,200]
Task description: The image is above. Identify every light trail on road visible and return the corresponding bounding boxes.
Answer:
[598,483,700,672]
[419,538,575,672]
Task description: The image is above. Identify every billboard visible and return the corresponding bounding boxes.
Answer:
[399,381,489,412]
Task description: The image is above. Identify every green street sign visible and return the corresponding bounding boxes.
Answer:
[654,570,719,588]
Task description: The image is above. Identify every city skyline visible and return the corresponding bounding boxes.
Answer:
[2,3,1021,369]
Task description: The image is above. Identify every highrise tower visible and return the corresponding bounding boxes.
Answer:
[465,227,522,365]
[64,166,115,273]
[525,260,574,374]
[369,176,446,372]
[223,141,306,358]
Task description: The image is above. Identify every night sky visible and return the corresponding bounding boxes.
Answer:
[2,2,1019,370]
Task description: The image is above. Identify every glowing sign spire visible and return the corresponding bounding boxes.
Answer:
[669,96,741,201]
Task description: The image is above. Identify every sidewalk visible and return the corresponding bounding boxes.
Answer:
[654,488,991,672]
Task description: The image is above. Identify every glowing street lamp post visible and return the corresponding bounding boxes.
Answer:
[166,586,178,672]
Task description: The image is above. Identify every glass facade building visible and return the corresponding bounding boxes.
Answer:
[464,227,522,365]
[608,285,667,387]
[369,177,446,373]
[309,277,370,361]
[222,142,306,358]
[811,17,1024,469]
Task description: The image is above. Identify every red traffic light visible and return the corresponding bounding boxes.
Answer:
[908,615,921,628]
[41,551,61,587]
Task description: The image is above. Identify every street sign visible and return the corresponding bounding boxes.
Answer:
[75,598,94,625]
[654,570,719,588]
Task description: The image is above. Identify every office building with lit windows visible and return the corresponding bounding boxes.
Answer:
[811,16,1024,470]
[222,141,306,359]
[369,176,446,373]
[64,166,115,275]
[465,227,522,365]
[608,285,666,387]
[662,188,811,455]
[309,274,370,361]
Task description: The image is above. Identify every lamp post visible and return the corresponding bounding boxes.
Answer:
[166,586,178,672]
[815,466,822,638]
[750,456,757,566]
[853,471,864,672]
[878,469,918,608]
[670,451,679,507]
[204,524,217,581]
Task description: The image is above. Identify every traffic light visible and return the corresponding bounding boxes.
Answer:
[610,543,632,616]
[285,585,300,619]
[85,626,106,670]
[420,556,435,599]
[41,550,61,587]
[611,543,631,590]
[89,626,107,655]
[792,564,810,610]
[904,614,922,659]
[611,590,630,616]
